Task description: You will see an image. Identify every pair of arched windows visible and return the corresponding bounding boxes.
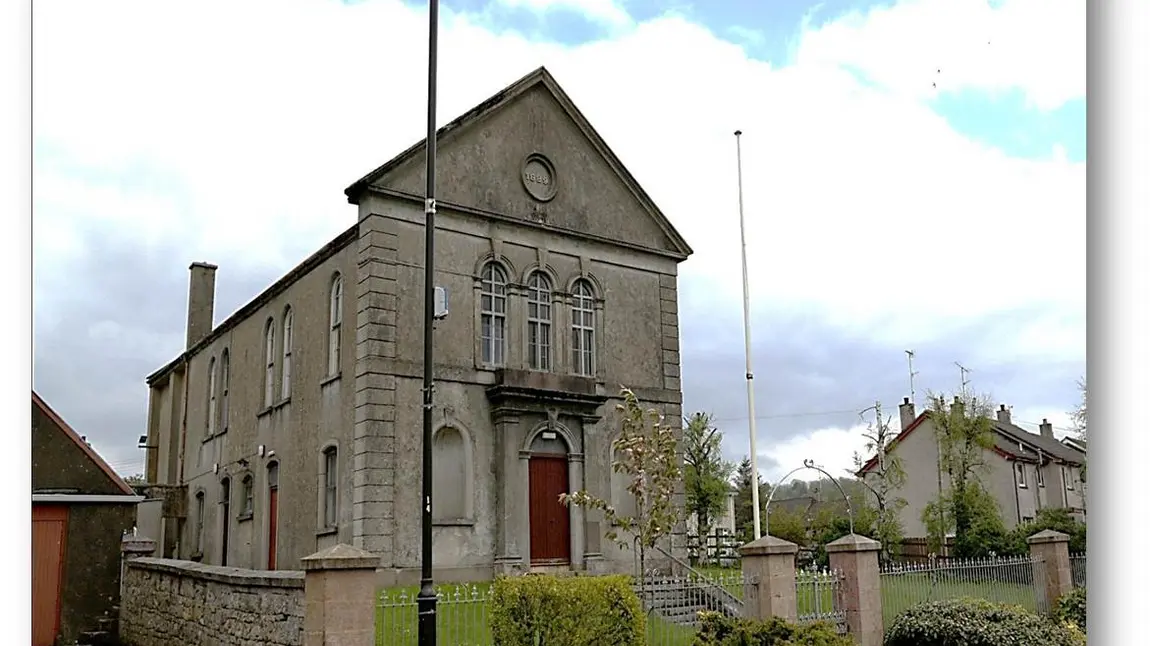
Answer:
[263,307,294,407]
[478,262,597,376]
[206,350,230,436]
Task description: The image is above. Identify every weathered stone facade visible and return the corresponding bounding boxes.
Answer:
[120,558,304,646]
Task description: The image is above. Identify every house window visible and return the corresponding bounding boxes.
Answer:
[526,271,553,371]
[281,307,293,400]
[1036,464,1045,487]
[263,318,276,408]
[322,447,338,529]
[207,357,217,436]
[328,274,343,376]
[1063,465,1075,490]
[1015,462,1027,488]
[571,279,596,377]
[193,491,206,555]
[480,262,507,366]
[241,475,254,516]
[219,350,230,432]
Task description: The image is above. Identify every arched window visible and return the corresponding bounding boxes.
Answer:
[526,271,552,371]
[193,490,206,555]
[219,350,230,432]
[571,279,596,377]
[321,446,338,529]
[281,307,293,400]
[480,263,507,366]
[240,475,254,517]
[433,427,471,521]
[206,357,217,436]
[328,273,343,376]
[263,318,275,407]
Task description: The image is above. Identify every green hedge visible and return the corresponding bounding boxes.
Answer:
[490,574,645,646]
[884,597,1085,646]
[1054,587,1086,633]
[694,611,854,646]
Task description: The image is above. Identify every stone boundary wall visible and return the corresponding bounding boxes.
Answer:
[120,557,304,646]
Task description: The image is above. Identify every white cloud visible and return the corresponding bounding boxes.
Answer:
[758,424,872,484]
[795,0,1085,111]
[32,0,1084,425]
[495,0,633,28]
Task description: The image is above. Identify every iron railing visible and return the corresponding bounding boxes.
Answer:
[795,567,847,634]
[377,584,492,646]
[1070,553,1086,588]
[879,555,1048,629]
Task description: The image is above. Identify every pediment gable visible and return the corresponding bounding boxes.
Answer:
[345,67,692,260]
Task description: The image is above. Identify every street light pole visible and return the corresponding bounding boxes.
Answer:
[417,1,440,645]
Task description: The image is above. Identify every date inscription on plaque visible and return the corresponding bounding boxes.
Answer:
[521,153,557,202]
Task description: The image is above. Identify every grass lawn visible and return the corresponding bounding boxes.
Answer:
[878,573,1040,628]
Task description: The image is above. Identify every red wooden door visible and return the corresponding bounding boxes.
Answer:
[529,456,570,563]
[32,504,68,646]
[267,486,278,570]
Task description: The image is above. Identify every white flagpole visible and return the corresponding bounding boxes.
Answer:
[734,130,762,540]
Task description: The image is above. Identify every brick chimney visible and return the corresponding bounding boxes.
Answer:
[186,262,218,350]
[1039,418,1054,439]
[899,397,916,431]
[951,395,964,419]
[996,404,1012,425]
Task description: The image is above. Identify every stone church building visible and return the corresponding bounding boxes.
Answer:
[141,67,694,583]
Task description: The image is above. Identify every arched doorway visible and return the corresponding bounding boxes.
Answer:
[528,429,570,565]
[266,462,279,570]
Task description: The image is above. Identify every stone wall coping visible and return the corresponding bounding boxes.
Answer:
[739,534,799,557]
[825,533,881,553]
[1027,529,1071,545]
[300,543,381,571]
[127,557,305,589]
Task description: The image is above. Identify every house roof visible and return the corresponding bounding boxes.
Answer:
[32,391,135,496]
[343,65,694,260]
[1061,436,1087,453]
[856,409,1081,477]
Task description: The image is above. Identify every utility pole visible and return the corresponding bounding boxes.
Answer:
[417,1,440,644]
[733,130,762,540]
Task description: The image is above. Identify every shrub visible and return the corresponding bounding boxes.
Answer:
[694,611,854,646]
[490,574,645,646]
[1054,587,1086,633]
[884,597,1085,646]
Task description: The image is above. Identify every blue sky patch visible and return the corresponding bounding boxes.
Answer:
[930,90,1086,163]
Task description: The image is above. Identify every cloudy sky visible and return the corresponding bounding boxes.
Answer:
[32,0,1084,483]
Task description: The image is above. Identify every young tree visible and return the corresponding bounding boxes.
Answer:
[1069,378,1087,486]
[732,457,768,542]
[852,403,908,563]
[560,387,682,586]
[683,412,734,541]
[924,392,1001,558]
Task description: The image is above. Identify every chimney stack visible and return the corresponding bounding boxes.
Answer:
[996,404,1012,425]
[899,397,916,431]
[951,395,965,419]
[1039,418,1054,439]
[186,262,218,350]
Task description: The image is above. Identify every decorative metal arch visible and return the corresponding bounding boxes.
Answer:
[763,458,855,535]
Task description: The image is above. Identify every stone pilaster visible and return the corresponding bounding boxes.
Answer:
[352,213,398,564]
[658,274,681,393]
[493,411,526,576]
[1028,529,1073,614]
[826,533,883,646]
[740,535,800,623]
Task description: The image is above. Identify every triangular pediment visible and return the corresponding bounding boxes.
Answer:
[345,67,693,260]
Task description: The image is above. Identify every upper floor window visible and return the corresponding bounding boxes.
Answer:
[263,318,276,408]
[1036,463,1045,487]
[281,307,294,400]
[1015,462,1027,488]
[328,274,343,376]
[1062,465,1075,490]
[207,357,218,436]
[571,279,596,377]
[480,262,507,366]
[526,271,553,371]
[219,350,230,432]
[241,475,254,516]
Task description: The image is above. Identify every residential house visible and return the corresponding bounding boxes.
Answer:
[32,391,142,646]
[857,396,1087,539]
[140,67,694,584]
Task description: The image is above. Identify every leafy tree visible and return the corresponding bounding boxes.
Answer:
[732,457,768,542]
[560,387,682,588]
[682,412,734,540]
[1069,378,1087,487]
[764,505,808,547]
[921,482,1009,557]
[1003,508,1087,556]
[851,404,908,563]
[924,391,1002,558]
[124,473,146,485]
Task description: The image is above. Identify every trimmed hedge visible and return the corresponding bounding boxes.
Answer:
[490,574,645,646]
[1054,587,1086,633]
[694,611,854,646]
[884,597,1085,646]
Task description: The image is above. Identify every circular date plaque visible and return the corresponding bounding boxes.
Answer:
[521,153,557,202]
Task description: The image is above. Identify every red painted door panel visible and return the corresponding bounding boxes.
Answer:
[267,488,278,570]
[529,456,570,563]
[32,504,68,646]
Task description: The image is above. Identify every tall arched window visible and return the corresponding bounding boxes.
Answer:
[193,490,206,556]
[480,262,507,366]
[328,273,343,376]
[219,349,230,432]
[526,271,552,371]
[571,279,596,376]
[321,446,338,529]
[206,357,218,436]
[263,318,276,407]
[281,307,293,400]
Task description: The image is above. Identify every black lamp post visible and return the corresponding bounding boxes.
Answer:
[417,1,440,645]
